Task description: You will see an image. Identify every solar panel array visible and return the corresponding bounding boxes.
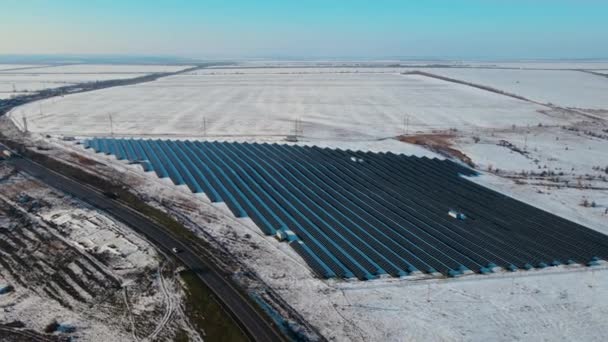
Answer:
[85,138,608,279]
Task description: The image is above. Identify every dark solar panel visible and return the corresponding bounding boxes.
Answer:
[85,138,608,279]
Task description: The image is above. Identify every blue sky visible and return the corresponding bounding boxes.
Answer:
[1,0,607,59]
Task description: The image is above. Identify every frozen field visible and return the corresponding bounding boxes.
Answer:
[3,64,193,74]
[332,266,608,342]
[231,60,442,68]
[194,67,409,75]
[422,68,608,110]
[10,71,564,138]
[0,64,193,99]
[0,92,28,99]
[0,64,47,71]
[0,73,146,92]
[5,62,608,341]
[233,60,608,70]
[463,61,608,70]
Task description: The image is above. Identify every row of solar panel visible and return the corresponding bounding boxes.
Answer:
[85,138,608,279]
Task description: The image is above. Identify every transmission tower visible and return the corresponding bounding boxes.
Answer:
[109,114,114,136]
[202,116,207,137]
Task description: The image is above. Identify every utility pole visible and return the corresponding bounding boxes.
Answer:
[296,118,303,138]
[109,114,114,136]
[22,116,28,133]
[403,114,410,135]
[202,117,207,137]
[524,124,529,151]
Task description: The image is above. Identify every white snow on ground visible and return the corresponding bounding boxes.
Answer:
[194,67,413,75]
[231,60,439,68]
[147,163,608,342]
[332,266,608,342]
[9,71,563,139]
[47,134,608,342]
[0,73,146,92]
[40,208,159,271]
[233,60,608,70]
[472,173,608,235]
[420,68,608,110]
[0,166,194,341]
[463,61,608,70]
[0,92,29,99]
[6,62,608,341]
[0,64,194,102]
[451,124,608,234]
[6,64,193,74]
[0,64,47,71]
[456,126,608,177]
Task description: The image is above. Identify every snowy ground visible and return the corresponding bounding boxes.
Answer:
[10,71,569,140]
[462,61,608,70]
[419,68,608,111]
[4,62,608,341]
[0,64,193,74]
[0,92,29,100]
[0,73,146,93]
[40,134,608,342]
[0,64,48,71]
[228,60,608,70]
[196,67,417,74]
[0,163,198,341]
[0,63,193,100]
[451,122,608,234]
[333,265,608,342]
[229,60,450,68]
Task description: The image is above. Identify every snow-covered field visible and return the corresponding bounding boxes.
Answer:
[230,60,440,68]
[5,62,608,341]
[420,68,608,111]
[0,64,47,71]
[464,61,608,70]
[333,265,608,342]
[0,73,146,92]
[0,92,29,100]
[229,60,608,70]
[0,64,193,100]
[451,123,608,234]
[10,71,567,139]
[193,67,410,75]
[1,64,193,74]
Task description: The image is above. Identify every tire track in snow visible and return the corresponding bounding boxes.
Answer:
[146,263,176,340]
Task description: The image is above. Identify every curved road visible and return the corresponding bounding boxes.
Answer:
[4,150,285,342]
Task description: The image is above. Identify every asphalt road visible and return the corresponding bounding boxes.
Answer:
[4,152,285,342]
